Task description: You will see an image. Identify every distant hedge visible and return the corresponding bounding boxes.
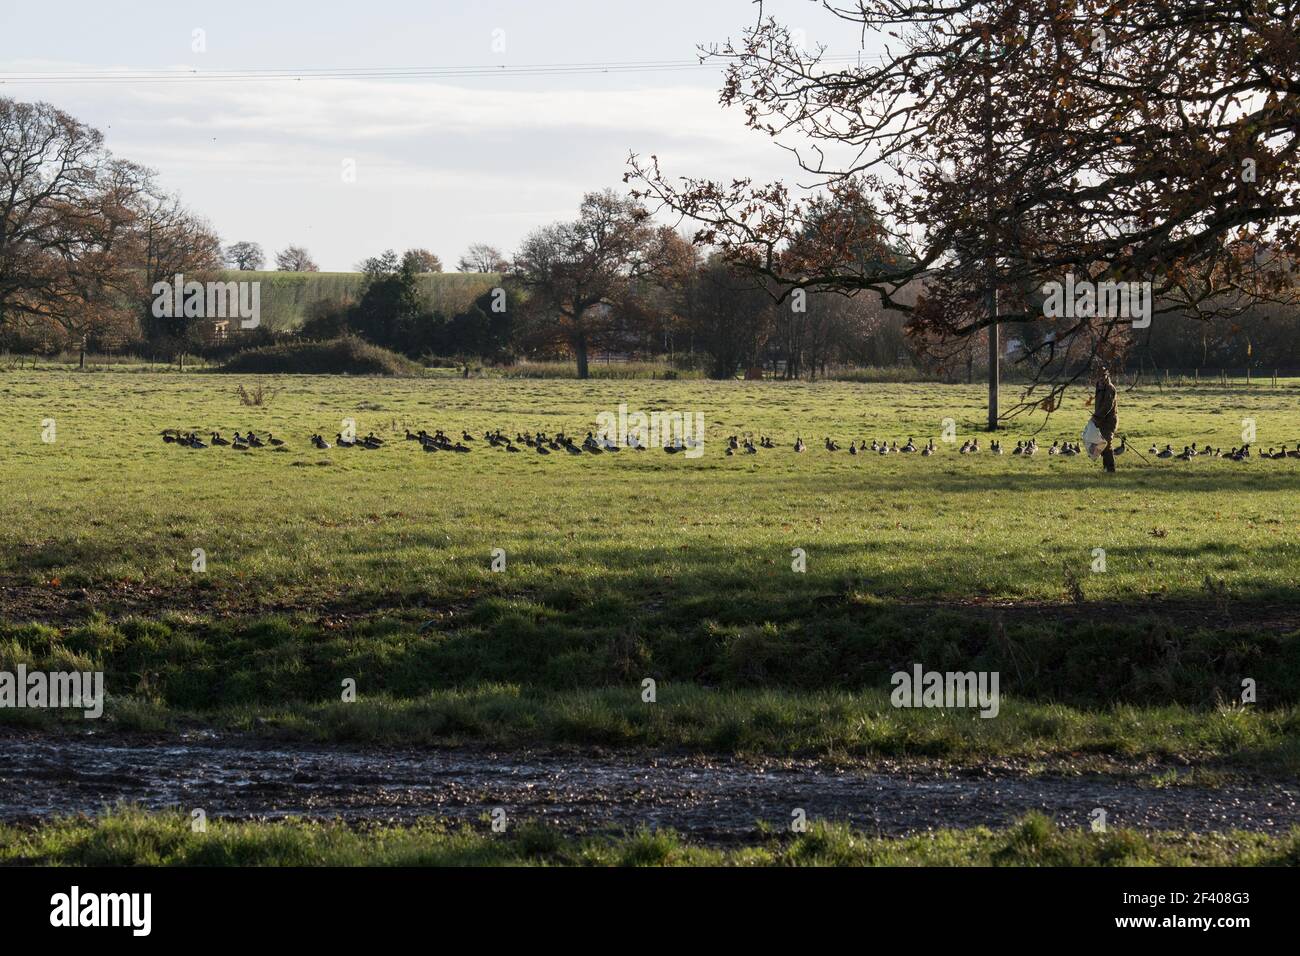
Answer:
[218,336,423,376]
[218,270,500,331]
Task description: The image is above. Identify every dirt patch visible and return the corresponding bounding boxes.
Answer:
[1,731,1296,841]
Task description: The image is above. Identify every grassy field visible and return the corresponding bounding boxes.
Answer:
[3,808,1297,867]
[1,370,1298,762]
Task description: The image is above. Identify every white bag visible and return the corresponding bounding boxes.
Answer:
[1081,419,1108,459]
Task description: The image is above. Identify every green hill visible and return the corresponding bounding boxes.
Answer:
[221,271,502,331]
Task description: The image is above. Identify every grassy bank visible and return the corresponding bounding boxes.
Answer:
[3,808,1297,866]
[5,686,1297,773]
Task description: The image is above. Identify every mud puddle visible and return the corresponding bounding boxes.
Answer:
[1,733,1297,841]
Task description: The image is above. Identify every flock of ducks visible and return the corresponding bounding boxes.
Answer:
[160,429,289,451]
[160,427,1295,463]
[1148,442,1300,461]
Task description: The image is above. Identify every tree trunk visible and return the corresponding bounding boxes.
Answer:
[79,336,87,370]
[574,335,590,379]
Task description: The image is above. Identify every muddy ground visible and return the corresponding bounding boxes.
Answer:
[1,732,1296,841]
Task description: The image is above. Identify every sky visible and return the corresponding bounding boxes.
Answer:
[0,0,887,271]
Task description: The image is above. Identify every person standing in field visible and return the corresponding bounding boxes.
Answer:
[1092,366,1119,473]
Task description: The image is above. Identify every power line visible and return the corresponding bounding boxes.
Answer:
[0,53,884,86]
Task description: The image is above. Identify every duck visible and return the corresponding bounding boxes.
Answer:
[1148,443,1159,455]
[246,433,266,448]
[825,437,839,451]
[901,438,917,453]
[921,440,934,457]
[210,432,230,446]
[311,434,331,449]
[849,441,858,456]
[336,433,356,449]
[1176,445,1193,460]
[1156,444,1173,458]
[794,437,805,453]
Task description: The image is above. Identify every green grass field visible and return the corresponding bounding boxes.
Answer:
[4,808,1297,867]
[1,370,1298,765]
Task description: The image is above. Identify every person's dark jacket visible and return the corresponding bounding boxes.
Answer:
[1093,377,1118,441]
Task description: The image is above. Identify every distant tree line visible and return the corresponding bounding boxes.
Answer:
[3,95,1297,377]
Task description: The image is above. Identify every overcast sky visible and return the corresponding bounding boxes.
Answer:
[0,0,885,270]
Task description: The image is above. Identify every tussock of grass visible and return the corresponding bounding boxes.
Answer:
[3,808,1297,867]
